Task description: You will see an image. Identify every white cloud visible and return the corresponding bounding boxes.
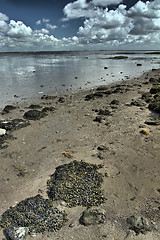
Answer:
[36,20,41,25]
[7,20,32,38]
[46,23,57,30]
[43,18,50,23]
[91,0,123,7]
[0,20,9,32]
[0,13,9,21]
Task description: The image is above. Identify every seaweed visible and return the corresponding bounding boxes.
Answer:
[47,160,104,208]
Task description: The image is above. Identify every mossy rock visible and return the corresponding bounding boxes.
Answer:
[149,100,160,113]
[150,85,160,94]
[79,207,106,226]
[47,160,104,207]
[141,92,153,103]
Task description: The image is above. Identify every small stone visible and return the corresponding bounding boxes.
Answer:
[79,207,106,226]
[4,226,29,240]
[0,128,6,136]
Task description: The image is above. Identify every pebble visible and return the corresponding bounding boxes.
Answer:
[4,226,29,240]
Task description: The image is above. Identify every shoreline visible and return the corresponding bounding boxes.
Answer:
[0,68,160,240]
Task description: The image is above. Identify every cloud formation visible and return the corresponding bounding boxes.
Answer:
[0,0,159,51]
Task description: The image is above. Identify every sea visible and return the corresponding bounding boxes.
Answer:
[0,50,160,108]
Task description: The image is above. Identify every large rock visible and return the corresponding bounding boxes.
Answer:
[79,207,106,226]
[0,119,30,131]
[4,226,29,240]
[127,215,151,234]
[23,110,46,120]
[2,105,16,114]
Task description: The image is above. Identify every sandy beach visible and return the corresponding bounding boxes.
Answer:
[0,68,160,240]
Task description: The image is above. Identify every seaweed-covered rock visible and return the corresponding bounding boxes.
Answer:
[4,226,29,240]
[0,119,30,131]
[79,207,106,226]
[0,195,67,234]
[23,110,46,120]
[150,85,160,94]
[149,99,160,113]
[47,160,104,208]
[141,92,153,103]
[130,99,145,107]
[2,105,16,114]
[127,215,151,235]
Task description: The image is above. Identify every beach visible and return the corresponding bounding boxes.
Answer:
[0,68,160,239]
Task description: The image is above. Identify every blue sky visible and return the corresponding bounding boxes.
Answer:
[0,0,159,51]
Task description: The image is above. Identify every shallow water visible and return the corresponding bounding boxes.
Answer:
[0,50,159,108]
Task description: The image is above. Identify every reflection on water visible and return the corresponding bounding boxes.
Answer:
[0,51,159,107]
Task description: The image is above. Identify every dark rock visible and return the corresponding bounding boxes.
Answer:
[145,118,160,125]
[130,99,145,107]
[23,110,46,120]
[4,226,29,240]
[58,97,65,103]
[97,145,108,151]
[141,92,153,103]
[0,195,67,234]
[0,119,30,131]
[96,86,108,91]
[47,160,104,208]
[110,99,119,105]
[41,95,57,100]
[149,78,159,84]
[98,109,111,116]
[93,116,103,123]
[148,94,160,113]
[150,85,160,94]
[2,105,16,114]
[42,107,55,113]
[137,63,142,66]
[104,67,108,69]
[85,93,95,101]
[103,90,113,95]
[79,207,106,226]
[28,104,42,109]
[127,215,151,234]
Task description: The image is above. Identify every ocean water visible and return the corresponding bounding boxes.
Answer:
[0,50,160,108]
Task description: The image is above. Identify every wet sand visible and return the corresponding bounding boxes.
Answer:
[0,68,160,240]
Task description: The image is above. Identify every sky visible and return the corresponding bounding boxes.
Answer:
[0,0,159,52]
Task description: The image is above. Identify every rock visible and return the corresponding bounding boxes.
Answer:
[97,145,108,151]
[110,99,119,105]
[2,105,16,114]
[150,85,160,94]
[42,107,55,113]
[0,128,6,136]
[145,118,160,125]
[28,104,42,109]
[141,92,153,103]
[98,109,111,116]
[79,207,106,226]
[23,110,46,120]
[4,226,29,240]
[130,99,145,107]
[127,215,151,234]
[104,67,108,69]
[0,119,30,131]
[148,97,160,113]
[137,63,142,66]
[58,97,65,103]
[41,95,57,100]
[93,116,103,123]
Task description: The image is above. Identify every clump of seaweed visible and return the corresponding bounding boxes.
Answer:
[47,160,104,208]
[0,195,67,234]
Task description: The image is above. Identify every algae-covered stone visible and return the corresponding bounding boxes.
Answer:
[0,195,67,234]
[149,99,160,113]
[79,207,106,226]
[47,160,104,207]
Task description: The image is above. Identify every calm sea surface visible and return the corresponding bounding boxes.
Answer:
[0,50,160,108]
